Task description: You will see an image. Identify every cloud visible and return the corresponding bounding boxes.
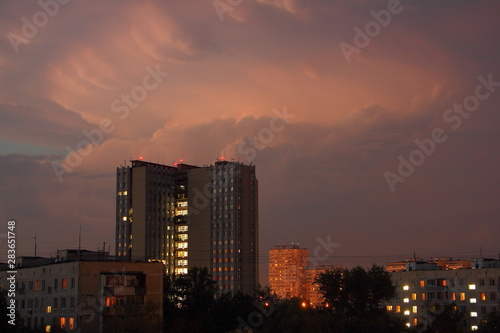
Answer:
[0,0,499,282]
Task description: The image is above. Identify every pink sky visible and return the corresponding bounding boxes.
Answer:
[1,0,499,284]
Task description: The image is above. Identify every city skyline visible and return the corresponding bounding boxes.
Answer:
[1,1,499,287]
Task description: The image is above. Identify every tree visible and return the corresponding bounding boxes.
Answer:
[315,267,348,313]
[315,264,402,332]
[315,264,396,318]
[102,301,162,333]
[419,302,465,333]
[164,267,217,332]
[477,310,500,333]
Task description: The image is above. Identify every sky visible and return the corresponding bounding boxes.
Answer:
[0,0,499,285]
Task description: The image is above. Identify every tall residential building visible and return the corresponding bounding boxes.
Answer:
[115,159,258,294]
[268,244,341,305]
[269,244,308,299]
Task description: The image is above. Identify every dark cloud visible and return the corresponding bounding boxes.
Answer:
[0,0,499,285]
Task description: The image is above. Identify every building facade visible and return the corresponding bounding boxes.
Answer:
[386,261,500,331]
[268,244,339,305]
[0,257,163,333]
[269,244,308,299]
[116,159,258,294]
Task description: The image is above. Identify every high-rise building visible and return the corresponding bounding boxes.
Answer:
[268,244,308,299]
[115,159,258,294]
[268,244,341,305]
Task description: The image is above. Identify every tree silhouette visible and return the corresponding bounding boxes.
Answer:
[315,264,396,318]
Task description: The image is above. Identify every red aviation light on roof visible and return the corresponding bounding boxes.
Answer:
[139,156,144,160]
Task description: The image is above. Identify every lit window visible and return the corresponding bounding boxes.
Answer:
[45,325,51,332]
[386,305,393,311]
[122,216,127,221]
[451,293,456,301]
[412,318,418,326]
[177,242,188,249]
[62,278,67,289]
[404,310,410,315]
[105,297,117,307]
[469,284,476,290]
[412,306,418,313]
[403,298,409,303]
[421,293,426,300]
[405,323,410,328]
[122,191,127,195]
[471,312,478,317]
[460,293,466,301]
[60,317,66,329]
[411,293,417,300]
[46,306,52,313]
[403,285,409,290]
[470,298,477,303]
[480,293,486,301]
[471,326,478,331]
[69,318,75,329]
[175,268,188,274]
[395,306,401,313]
[419,280,425,287]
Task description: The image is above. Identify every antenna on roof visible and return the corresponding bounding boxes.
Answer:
[78,225,82,259]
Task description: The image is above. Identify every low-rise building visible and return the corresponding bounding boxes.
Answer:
[386,260,500,331]
[0,251,163,333]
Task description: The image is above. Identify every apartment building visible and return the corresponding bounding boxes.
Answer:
[269,244,308,299]
[268,244,340,306]
[0,253,163,333]
[387,260,500,331]
[116,159,258,294]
